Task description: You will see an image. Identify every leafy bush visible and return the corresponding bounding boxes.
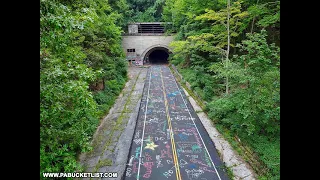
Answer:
[93,78,127,117]
[179,66,220,102]
[240,133,280,180]
[40,57,99,174]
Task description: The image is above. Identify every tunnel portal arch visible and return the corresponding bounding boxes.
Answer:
[141,45,172,64]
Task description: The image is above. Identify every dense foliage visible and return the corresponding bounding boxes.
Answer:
[40,0,128,177]
[126,0,165,22]
[163,0,280,179]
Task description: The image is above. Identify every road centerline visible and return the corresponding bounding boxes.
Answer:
[160,66,182,180]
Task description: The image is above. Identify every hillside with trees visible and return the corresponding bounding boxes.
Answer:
[163,0,280,179]
[40,0,129,176]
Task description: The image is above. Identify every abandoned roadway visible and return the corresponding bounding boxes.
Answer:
[123,65,230,180]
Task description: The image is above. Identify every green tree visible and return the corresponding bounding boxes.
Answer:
[192,0,248,94]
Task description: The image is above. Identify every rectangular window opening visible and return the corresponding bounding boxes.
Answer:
[127,49,135,52]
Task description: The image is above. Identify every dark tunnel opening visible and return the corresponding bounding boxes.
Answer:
[148,49,169,64]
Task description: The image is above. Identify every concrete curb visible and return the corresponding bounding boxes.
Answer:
[78,67,148,180]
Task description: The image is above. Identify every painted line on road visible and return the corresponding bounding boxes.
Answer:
[160,66,182,180]
[137,67,152,180]
[168,68,222,180]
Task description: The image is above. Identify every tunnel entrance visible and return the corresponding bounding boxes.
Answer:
[149,50,169,64]
[145,47,170,64]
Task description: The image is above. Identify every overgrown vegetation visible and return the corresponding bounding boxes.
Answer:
[126,0,165,22]
[163,0,280,179]
[40,0,129,178]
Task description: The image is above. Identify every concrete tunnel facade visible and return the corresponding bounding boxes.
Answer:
[122,36,174,65]
[121,22,174,65]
